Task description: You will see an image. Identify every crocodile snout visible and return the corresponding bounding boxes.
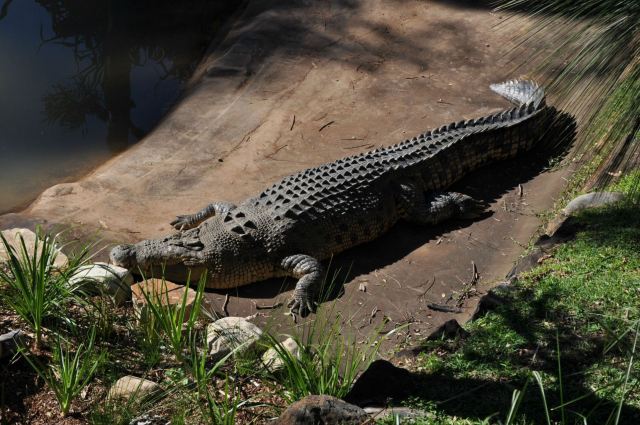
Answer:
[110,244,137,269]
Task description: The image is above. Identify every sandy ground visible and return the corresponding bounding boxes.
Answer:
[0,0,572,352]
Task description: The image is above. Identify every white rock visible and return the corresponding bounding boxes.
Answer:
[0,228,68,269]
[262,336,301,373]
[129,415,169,425]
[69,262,133,305]
[206,317,263,361]
[563,192,624,216]
[108,376,161,401]
[0,330,26,361]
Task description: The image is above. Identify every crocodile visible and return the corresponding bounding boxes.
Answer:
[110,80,551,318]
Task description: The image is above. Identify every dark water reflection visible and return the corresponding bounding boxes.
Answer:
[0,0,239,214]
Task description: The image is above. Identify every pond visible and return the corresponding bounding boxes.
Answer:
[0,0,239,214]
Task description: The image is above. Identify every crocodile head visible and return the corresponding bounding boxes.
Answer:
[109,221,272,288]
[110,229,206,281]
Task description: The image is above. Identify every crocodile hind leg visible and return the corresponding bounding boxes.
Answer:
[281,254,324,319]
[398,183,485,225]
[170,202,237,230]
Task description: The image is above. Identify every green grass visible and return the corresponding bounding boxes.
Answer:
[0,227,91,346]
[187,333,244,425]
[8,196,637,423]
[261,316,384,403]
[21,328,106,417]
[386,195,640,424]
[134,273,206,364]
[608,170,640,197]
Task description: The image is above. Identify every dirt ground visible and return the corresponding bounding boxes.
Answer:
[0,0,572,352]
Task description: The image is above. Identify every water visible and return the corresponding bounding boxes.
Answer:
[0,0,238,214]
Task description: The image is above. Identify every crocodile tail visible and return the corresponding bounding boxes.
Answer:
[489,80,546,109]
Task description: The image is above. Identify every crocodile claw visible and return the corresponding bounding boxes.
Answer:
[288,296,316,319]
[460,198,488,219]
[170,216,194,231]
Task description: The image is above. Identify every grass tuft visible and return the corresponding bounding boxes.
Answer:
[0,227,90,346]
[20,328,105,417]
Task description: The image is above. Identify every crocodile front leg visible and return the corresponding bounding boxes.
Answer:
[170,202,237,230]
[398,183,486,225]
[281,254,324,319]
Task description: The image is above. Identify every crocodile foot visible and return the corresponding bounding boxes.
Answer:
[281,254,323,321]
[288,294,317,320]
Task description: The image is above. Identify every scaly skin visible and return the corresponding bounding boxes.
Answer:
[110,80,552,319]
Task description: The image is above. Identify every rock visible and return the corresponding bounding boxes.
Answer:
[364,406,426,420]
[393,345,426,359]
[69,262,133,305]
[131,279,197,322]
[0,228,68,268]
[206,317,263,361]
[344,360,415,406]
[428,319,469,341]
[394,320,469,360]
[540,215,584,248]
[262,336,301,373]
[0,330,26,360]
[563,191,624,216]
[471,287,510,320]
[276,395,368,424]
[108,376,162,401]
[129,414,170,425]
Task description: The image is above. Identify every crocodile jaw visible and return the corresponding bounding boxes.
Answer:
[110,238,204,272]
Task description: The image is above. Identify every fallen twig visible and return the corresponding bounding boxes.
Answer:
[255,302,284,310]
[318,120,335,132]
[265,144,288,159]
[471,261,479,285]
[290,114,296,131]
[422,276,437,297]
[222,294,230,317]
[427,303,463,313]
[343,143,375,150]
[369,306,379,325]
